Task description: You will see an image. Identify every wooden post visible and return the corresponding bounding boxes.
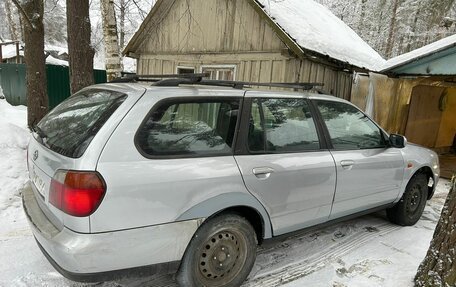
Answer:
[16,42,20,64]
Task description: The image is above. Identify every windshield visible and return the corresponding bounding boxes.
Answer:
[36,89,127,158]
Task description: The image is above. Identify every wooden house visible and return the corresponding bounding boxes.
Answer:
[123,0,384,100]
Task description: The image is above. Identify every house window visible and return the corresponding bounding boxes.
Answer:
[201,65,236,81]
[177,66,195,74]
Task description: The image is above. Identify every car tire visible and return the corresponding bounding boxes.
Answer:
[387,173,428,226]
[176,214,258,287]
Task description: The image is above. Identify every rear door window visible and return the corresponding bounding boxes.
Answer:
[36,89,127,158]
[136,98,241,157]
[248,98,321,153]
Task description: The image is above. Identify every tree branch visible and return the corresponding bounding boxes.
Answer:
[131,0,148,20]
[10,0,35,29]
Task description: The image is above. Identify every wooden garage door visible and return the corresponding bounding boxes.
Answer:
[405,86,444,148]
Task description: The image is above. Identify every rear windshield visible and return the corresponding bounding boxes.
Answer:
[36,89,127,158]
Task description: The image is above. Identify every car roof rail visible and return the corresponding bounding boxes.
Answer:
[109,73,209,83]
[110,73,324,90]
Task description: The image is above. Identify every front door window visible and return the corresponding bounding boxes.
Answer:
[315,100,387,150]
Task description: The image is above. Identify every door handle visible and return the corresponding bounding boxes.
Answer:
[252,167,274,179]
[340,160,355,169]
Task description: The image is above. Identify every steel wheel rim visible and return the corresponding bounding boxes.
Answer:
[406,185,422,214]
[197,229,247,286]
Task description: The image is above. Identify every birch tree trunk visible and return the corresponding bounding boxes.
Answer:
[101,0,122,82]
[11,0,48,128]
[415,177,456,286]
[66,0,94,94]
[5,1,20,40]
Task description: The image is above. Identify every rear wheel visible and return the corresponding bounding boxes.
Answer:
[387,173,428,226]
[176,214,257,287]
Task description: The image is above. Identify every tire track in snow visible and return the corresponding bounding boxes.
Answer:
[243,222,401,287]
[89,218,400,287]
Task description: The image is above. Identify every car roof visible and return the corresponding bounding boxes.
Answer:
[89,82,350,104]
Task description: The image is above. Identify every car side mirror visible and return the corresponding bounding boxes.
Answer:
[390,134,407,148]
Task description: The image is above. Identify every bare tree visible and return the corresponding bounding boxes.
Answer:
[101,0,122,81]
[415,177,456,286]
[385,0,399,58]
[119,0,126,49]
[115,0,153,48]
[4,1,20,40]
[357,0,368,33]
[66,0,94,94]
[316,0,456,58]
[11,0,48,128]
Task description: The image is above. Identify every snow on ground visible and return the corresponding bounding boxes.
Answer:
[0,97,452,286]
[0,98,29,214]
[252,182,450,287]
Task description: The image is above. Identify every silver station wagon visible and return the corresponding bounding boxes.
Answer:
[23,75,440,287]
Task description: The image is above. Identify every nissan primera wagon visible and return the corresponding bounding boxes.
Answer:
[23,79,440,286]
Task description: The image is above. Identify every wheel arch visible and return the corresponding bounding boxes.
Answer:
[209,206,266,244]
[177,192,273,242]
[412,166,435,200]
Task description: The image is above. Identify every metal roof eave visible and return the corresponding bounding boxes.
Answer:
[381,42,456,74]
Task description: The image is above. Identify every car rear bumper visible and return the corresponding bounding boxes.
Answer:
[22,183,203,282]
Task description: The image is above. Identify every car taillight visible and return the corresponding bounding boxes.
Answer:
[50,170,106,217]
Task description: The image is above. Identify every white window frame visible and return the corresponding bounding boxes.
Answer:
[176,66,196,74]
[200,64,237,80]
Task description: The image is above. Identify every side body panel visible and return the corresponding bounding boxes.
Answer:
[235,152,336,235]
[233,91,337,236]
[307,96,407,220]
[396,143,440,202]
[329,148,405,219]
[23,182,202,274]
[27,84,146,233]
[177,192,273,238]
[94,87,272,234]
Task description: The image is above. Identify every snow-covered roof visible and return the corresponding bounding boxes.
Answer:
[0,41,21,59]
[255,0,385,71]
[45,55,68,66]
[382,34,456,72]
[2,47,22,59]
[125,0,385,71]
[0,41,70,66]
[44,44,68,56]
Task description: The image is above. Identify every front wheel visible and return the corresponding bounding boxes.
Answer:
[387,173,428,226]
[176,214,257,287]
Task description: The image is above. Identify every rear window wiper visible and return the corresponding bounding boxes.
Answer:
[32,125,48,140]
